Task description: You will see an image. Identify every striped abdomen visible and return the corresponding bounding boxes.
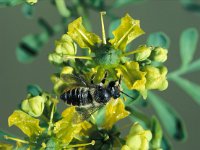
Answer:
[60,87,93,106]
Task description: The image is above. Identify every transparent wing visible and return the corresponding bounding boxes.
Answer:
[61,74,88,88]
[73,104,105,124]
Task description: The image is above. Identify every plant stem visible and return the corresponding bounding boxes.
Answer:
[48,102,56,135]
[100,11,107,45]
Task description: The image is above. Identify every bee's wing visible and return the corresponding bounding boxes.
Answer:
[73,104,104,124]
[61,74,88,88]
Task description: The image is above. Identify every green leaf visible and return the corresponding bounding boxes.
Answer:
[148,92,187,140]
[67,17,101,53]
[8,110,44,137]
[22,3,34,18]
[161,136,172,150]
[108,19,120,39]
[16,32,48,63]
[150,117,163,150]
[27,84,42,96]
[147,32,170,49]
[0,0,24,7]
[46,137,59,150]
[172,76,200,105]
[109,14,144,51]
[111,0,145,8]
[126,107,150,128]
[180,0,200,13]
[16,18,57,63]
[180,28,198,66]
[55,0,71,17]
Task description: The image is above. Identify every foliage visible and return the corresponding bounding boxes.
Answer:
[1,0,200,150]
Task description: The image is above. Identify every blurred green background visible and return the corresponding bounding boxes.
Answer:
[0,0,200,149]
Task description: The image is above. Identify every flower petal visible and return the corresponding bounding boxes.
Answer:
[116,61,147,98]
[109,14,144,51]
[102,98,130,130]
[68,17,101,53]
[54,107,92,144]
[8,110,44,137]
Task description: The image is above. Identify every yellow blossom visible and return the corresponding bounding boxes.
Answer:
[121,123,152,150]
[102,98,130,130]
[54,107,92,145]
[8,110,44,137]
[116,61,147,98]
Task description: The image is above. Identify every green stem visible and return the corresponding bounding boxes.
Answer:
[48,103,56,135]
[167,67,187,79]
[55,0,71,17]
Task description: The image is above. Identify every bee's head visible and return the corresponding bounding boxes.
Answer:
[107,79,121,99]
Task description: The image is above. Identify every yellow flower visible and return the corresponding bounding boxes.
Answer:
[122,123,152,150]
[8,110,44,137]
[109,14,145,51]
[53,107,92,145]
[101,98,130,130]
[116,61,147,98]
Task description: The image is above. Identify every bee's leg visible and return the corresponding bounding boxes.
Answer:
[91,74,96,84]
[118,75,122,85]
[100,71,108,85]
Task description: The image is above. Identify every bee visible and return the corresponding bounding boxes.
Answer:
[60,72,135,123]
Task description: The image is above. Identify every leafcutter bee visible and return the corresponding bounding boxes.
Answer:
[60,72,135,123]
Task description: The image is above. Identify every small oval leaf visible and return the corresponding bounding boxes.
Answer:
[147,32,170,49]
[180,28,198,66]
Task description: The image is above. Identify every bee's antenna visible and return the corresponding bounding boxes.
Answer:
[120,91,137,101]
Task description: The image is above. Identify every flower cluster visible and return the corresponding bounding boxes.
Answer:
[49,13,168,99]
[2,13,167,150]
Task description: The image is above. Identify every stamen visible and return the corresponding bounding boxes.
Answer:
[4,135,29,144]
[62,140,95,148]
[100,11,107,45]
[63,55,92,60]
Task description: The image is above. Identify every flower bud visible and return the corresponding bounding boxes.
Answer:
[122,123,152,150]
[150,47,168,62]
[61,66,74,76]
[48,53,63,65]
[134,45,152,61]
[55,34,77,55]
[21,96,45,117]
[26,0,37,4]
[144,65,168,91]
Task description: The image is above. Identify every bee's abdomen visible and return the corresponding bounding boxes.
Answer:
[60,87,93,106]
